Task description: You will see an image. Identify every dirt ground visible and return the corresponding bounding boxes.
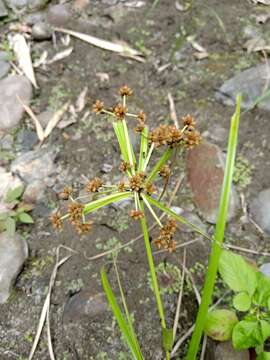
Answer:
[1,0,270,359]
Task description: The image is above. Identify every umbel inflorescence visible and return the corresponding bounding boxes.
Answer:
[51,86,201,252]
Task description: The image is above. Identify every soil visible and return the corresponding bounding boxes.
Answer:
[1,1,270,359]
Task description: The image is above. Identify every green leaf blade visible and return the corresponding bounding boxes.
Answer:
[5,185,24,203]
[219,250,257,296]
[18,212,34,224]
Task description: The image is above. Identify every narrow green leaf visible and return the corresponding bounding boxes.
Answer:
[5,217,16,236]
[83,192,132,215]
[144,194,210,240]
[146,147,173,184]
[162,327,174,351]
[18,212,34,224]
[219,250,257,296]
[101,268,143,360]
[113,122,129,163]
[5,185,24,203]
[113,257,143,358]
[138,126,149,172]
[187,95,242,360]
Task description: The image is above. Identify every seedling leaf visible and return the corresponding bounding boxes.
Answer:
[5,185,24,203]
[219,250,257,296]
[18,212,34,224]
[233,292,251,312]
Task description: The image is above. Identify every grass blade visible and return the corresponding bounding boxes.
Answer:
[143,194,211,241]
[112,257,144,359]
[138,126,149,172]
[101,268,144,360]
[146,147,173,183]
[186,95,242,360]
[83,192,132,215]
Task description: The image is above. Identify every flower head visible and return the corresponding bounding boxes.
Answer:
[50,212,63,230]
[74,220,93,234]
[182,114,196,127]
[85,177,103,193]
[92,100,104,114]
[153,218,177,252]
[129,172,145,192]
[68,202,84,223]
[58,186,73,200]
[129,209,144,220]
[119,161,131,173]
[113,104,128,120]
[183,126,201,148]
[119,85,133,97]
[118,181,126,192]
[159,165,171,179]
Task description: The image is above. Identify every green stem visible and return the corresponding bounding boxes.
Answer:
[186,95,241,360]
[139,200,170,360]
[146,147,173,184]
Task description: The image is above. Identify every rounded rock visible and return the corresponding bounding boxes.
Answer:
[32,21,52,40]
[0,76,32,131]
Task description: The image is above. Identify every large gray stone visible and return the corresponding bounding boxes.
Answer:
[250,188,270,235]
[207,341,249,360]
[0,232,28,303]
[32,21,52,40]
[0,76,32,131]
[186,142,238,224]
[216,64,270,111]
[63,290,108,323]
[11,148,57,183]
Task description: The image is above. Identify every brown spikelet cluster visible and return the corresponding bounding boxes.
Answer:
[183,126,201,148]
[74,221,93,235]
[129,172,146,192]
[134,111,146,133]
[182,114,196,127]
[129,209,144,220]
[119,85,133,97]
[68,202,84,224]
[119,161,131,173]
[50,212,63,230]
[159,165,171,179]
[118,181,126,192]
[58,186,73,200]
[85,177,103,193]
[149,125,183,147]
[92,100,104,114]
[153,218,177,252]
[113,104,128,120]
[145,182,156,195]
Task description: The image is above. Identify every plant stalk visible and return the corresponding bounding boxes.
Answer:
[139,200,170,360]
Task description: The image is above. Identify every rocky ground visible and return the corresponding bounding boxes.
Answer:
[0,0,270,359]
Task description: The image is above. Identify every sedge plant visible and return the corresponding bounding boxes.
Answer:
[51,85,207,359]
